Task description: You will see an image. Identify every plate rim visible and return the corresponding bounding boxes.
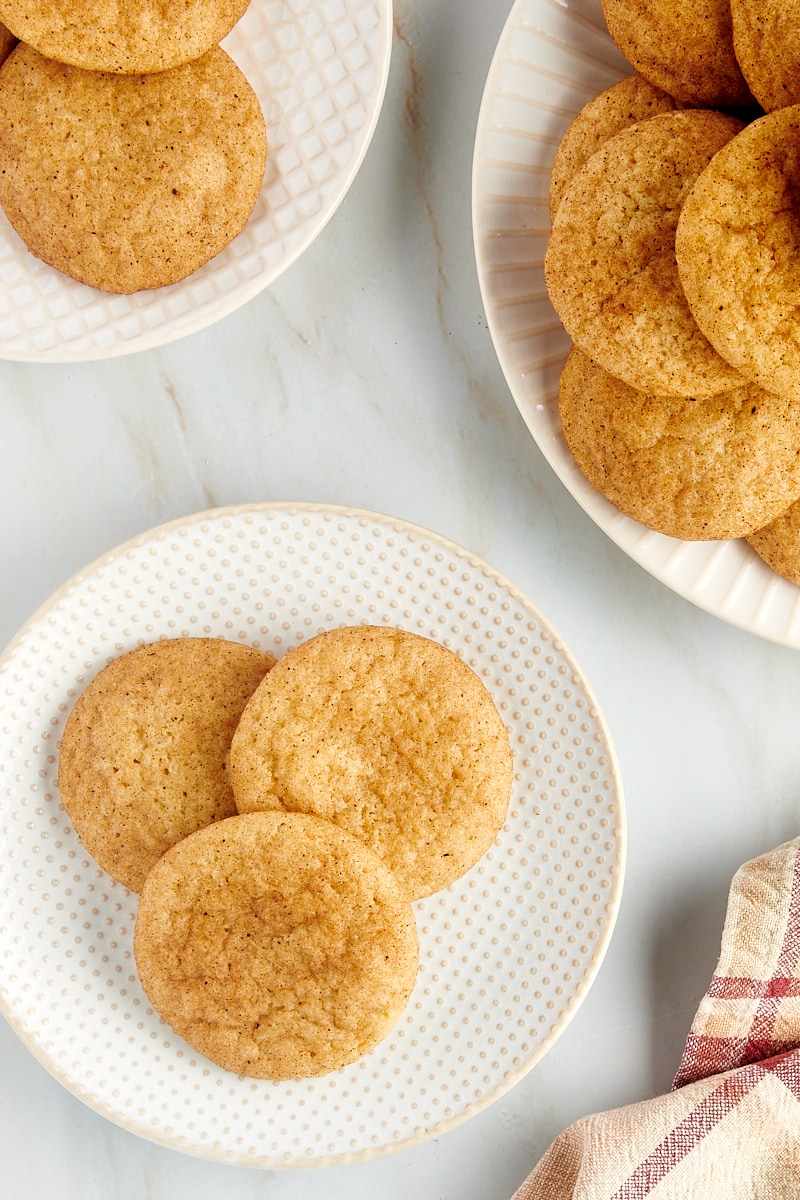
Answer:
[0,500,626,1167]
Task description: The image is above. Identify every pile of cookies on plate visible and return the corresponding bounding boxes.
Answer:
[545,0,800,586]
[57,629,513,1080]
[0,0,265,293]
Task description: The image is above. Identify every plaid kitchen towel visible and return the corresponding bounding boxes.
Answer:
[512,838,800,1198]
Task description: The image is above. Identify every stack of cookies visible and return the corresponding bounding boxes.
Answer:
[0,0,266,293]
[544,0,800,586]
[58,628,513,1080]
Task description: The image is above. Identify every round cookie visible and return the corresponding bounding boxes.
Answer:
[600,0,753,110]
[550,74,684,221]
[0,45,266,294]
[229,625,513,901]
[0,0,250,74]
[731,0,800,113]
[558,347,800,541]
[545,110,746,397]
[134,811,419,1080]
[747,502,800,586]
[676,105,800,402]
[58,637,275,893]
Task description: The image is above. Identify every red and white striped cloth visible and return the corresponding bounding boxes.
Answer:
[513,838,800,1198]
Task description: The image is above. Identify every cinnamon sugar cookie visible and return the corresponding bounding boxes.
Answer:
[676,105,800,402]
[58,637,275,893]
[134,811,419,1080]
[731,0,800,112]
[0,45,266,294]
[545,110,745,397]
[229,625,513,901]
[747,502,800,586]
[600,0,752,110]
[558,348,800,541]
[0,0,250,73]
[550,74,683,221]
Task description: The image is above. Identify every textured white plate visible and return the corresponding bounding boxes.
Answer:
[473,0,800,649]
[0,0,392,362]
[0,502,624,1167]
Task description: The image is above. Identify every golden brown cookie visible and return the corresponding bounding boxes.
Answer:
[0,45,267,294]
[229,625,513,901]
[58,637,275,893]
[545,110,745,397]
[600,0,752,110]
[550,74,684,221]
[558,348,800,540]
[731,0,800,112]
[676,105,800,402]
[134,811,419,1080]
[747,502,800,585]
[0,0,250,73]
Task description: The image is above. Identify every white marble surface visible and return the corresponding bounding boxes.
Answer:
[1,2,799,1197]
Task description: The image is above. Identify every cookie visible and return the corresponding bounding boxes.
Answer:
[0,0,249,73]
[550,74,684,221]
[0,45,266,294]
[731,0,800,113]
[676,105,800,402]
[558,348,800,541]
[545,110,745,397]
[600,0,752,110]
[229,625,513,901]
[134,811,419,1080]
[747,502,800,586]
[58,637,275,893]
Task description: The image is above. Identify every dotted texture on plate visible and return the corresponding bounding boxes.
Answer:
[473,0,800,648]
[0,0,392,362]
[0,502,624,1167]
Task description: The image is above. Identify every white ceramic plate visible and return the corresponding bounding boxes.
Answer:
[473,0,800,649]
[0,502,624,1167]
[0,0,392,362]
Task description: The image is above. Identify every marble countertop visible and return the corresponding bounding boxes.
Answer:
[1,2,799,1197]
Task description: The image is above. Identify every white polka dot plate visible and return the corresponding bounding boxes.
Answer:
[473,0,800,647]
[0,0,392,362]
[0,502,624,1166]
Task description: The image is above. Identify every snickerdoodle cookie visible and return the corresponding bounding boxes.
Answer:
[558,348,800,540]
[730,0,800,112]
[0,45,266,293]
[134,811,419,1079]
[229,625,513,901]
[58,637,275,892]
[676,105,800,403]
[0,0,249,73]
[600,0,752,109]
[545,110,745,397]
[747,501,800,586]
[549,74,684,221]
